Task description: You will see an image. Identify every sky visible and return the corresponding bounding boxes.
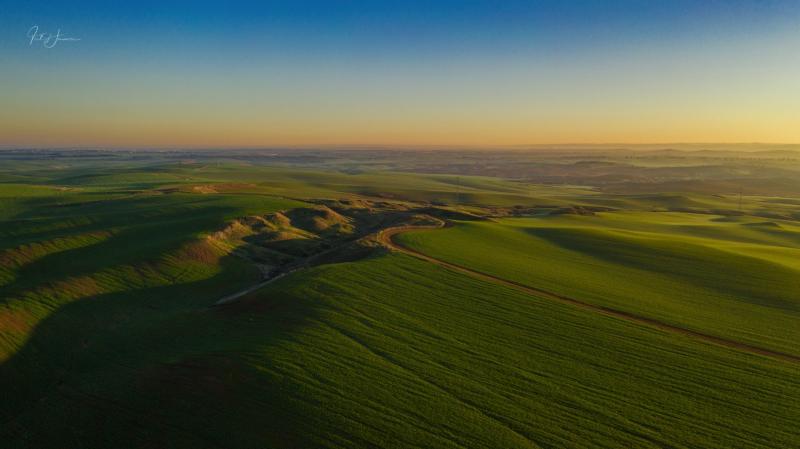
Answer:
[1,0,799,148]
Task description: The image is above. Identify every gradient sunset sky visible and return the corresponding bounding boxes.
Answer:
[2,1,799,148]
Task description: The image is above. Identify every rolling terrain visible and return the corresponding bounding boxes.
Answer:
[1,150,799,448]
[396,213,800,357]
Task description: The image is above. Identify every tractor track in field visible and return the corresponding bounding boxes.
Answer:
[378,223,800,365]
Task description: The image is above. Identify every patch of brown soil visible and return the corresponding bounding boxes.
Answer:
[285,205,353,234]
[178,240,224,265]
[265,212,292,228]
[190,183,256,194]
[49,276,103,299]
[0,307,32,336]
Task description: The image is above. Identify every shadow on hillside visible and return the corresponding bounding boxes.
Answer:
[0,251,322,449]
[525,226,800,312]
[1,192,234,249]
[0,204,239,300]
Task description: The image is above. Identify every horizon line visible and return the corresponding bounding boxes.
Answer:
[3,142,800,152]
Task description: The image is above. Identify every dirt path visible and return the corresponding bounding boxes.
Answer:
[379,224,800,364]
[213,218,397,306]
[213,269,300,306]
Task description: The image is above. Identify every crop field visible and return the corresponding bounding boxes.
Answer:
[1,151,799,448]
[397,213,800,357]
[4,251,800,448]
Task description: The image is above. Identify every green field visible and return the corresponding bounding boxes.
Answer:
[4,253,799,448]
[1,153,799,448]
[397,213,800,357]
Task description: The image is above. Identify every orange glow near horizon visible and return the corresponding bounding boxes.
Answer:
[3,3,799,149]
[3,104,798,148]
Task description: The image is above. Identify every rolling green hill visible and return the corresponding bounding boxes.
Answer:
[1,157,799,448]
[3,253,800,448]
[397,212,800,357]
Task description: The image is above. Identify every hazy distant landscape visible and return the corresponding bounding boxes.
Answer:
[1,148,799,448]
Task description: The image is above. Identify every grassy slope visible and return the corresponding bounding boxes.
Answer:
[397,212,800,356]
[2,167,800,448]
[0,183,304,362]
[3,254,799,448]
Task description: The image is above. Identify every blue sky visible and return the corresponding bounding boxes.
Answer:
[2,1,799,147]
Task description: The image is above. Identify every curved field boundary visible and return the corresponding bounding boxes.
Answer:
[378,224,800,364]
